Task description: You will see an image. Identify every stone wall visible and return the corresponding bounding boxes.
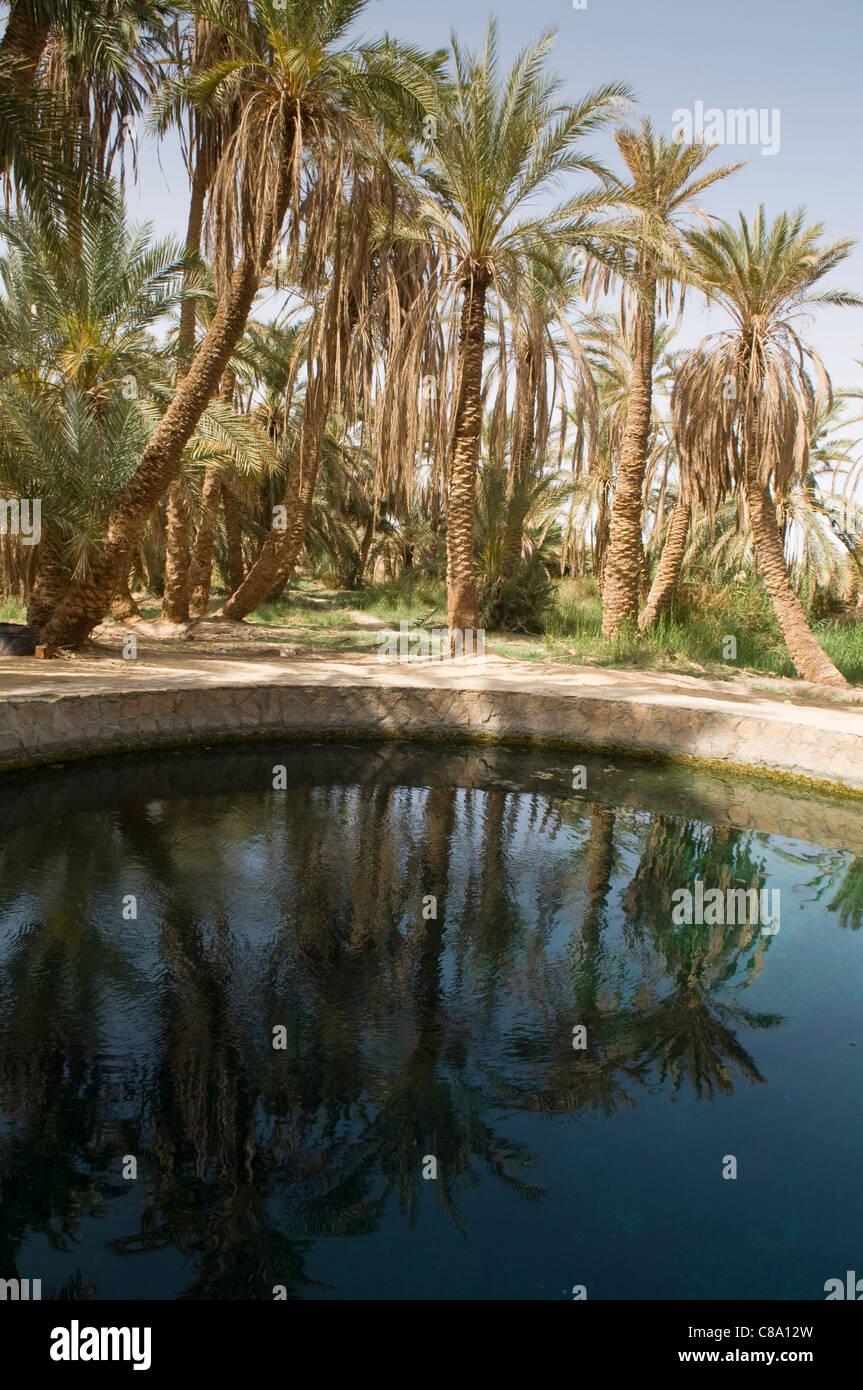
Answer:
[1,680,863,794]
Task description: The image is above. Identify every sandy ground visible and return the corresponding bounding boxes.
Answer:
[1,616,862,739]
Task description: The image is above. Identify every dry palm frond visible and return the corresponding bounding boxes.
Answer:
[672,207,861,521]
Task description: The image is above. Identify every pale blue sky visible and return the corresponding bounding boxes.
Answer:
[128,0,863,393]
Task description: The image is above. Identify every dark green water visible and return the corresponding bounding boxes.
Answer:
[1,741,861,1301]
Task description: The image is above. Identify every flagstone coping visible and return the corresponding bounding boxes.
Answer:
[0,653,861,794]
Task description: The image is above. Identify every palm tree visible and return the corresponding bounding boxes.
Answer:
[0,0,65,211]
[154,4,246,621]
[673,207,860,686]
[0,0,169,230]
[10,0,203,625]
[399,19,629,633]
[37,0,438,645]
[582,120,740,635]
[643,340,863,632]
[216,145,436,621]
[474,458,570,629]
[0,187,273,624]
[575,309,678,593]
[38,0,172,189]
[0,188,187,622]
[496,254,591,577]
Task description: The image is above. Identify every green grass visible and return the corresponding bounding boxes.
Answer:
[343,573,447,625]
[543,575,862,684]
[819,622,863,684]
[0,597,27,623]
[248,573,860,684]
[9,569,855,686]
[241,576,450,654]
[248,597,346,630]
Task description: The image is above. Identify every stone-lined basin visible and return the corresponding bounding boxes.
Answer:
[1,736,861,1299]
[1,653,862,792]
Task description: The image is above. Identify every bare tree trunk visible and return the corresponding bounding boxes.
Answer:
[38,111,297,647]
[601,273,656,635]
[188,467,222,617]
[161,482,191,622]
[446,275,487,632]
[188,372,234,617]
[502,347,536,574]
[745,476,847,686]
[216,360,332,621]
[26,546,68,632]
[40,258,270,645]
[222,487,245,591]
[638,496,690,631]
[111,573,139,620]
[0,2,50,103]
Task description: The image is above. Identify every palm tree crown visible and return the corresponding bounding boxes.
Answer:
[672,206,860,685]
[394,17,629,630]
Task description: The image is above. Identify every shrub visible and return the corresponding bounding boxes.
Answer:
[479,560,554,633]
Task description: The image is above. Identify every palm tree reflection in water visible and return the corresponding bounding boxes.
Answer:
[0,743,859,1298]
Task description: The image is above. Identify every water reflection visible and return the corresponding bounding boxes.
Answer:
[0,743,861,1299]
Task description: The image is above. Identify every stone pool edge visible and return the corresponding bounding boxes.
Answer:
[2,680,863,798]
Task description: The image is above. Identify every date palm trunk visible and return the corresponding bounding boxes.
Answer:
[216,359,332,621]
[161,153,212,624]
[161,482,191,622]
[356,511,375,586]
[188,372,234,616]
[26,544,68,632]
[594,482,611,594]
[222,487,245,591]
[188,467,223,617]
[501,347,536,574]
[745,470,846,687]
[638,495,690,631]
[110,573,139,621]
[601,272,656,635]
[0,2,50,102]
[39,128,296,647]
[177,154,210,375]
[446,274,487,632]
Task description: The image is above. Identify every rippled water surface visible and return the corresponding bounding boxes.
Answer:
[1,742,861,1300]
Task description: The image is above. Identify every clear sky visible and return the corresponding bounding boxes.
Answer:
[129,0,863,391]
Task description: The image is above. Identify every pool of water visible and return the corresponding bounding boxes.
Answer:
[1,741,861,1300]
